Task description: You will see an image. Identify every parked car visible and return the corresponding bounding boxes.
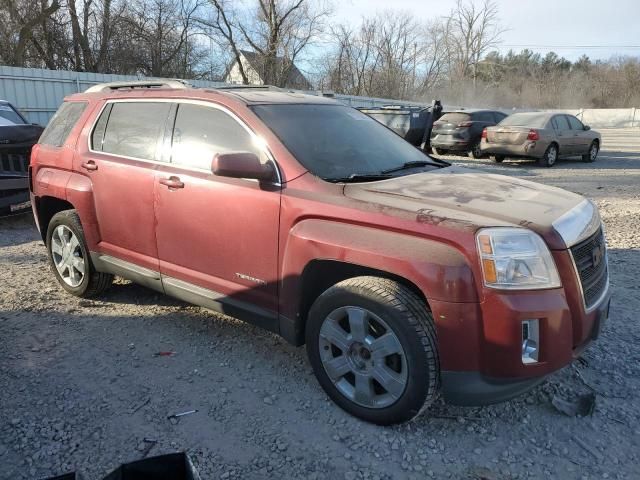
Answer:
[30,81,610,425]
[481,112,601,167]
[358,100,444,152]
[430,109,507,158]
[0,100,44,215]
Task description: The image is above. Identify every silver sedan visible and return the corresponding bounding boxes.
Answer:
[480,112,601,167]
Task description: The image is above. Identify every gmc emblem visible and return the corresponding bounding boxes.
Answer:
[592,243,605,268]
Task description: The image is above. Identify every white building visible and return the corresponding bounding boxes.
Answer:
[225,50,312,90]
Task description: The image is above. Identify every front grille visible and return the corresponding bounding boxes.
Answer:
[570,228,608,310]
[0,147,30,175]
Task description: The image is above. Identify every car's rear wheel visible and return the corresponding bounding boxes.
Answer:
[46,210,113,297]
[468,142,484,159]
[433,147,447,156]
[539,144,558,168]
[306,276,439,425]
[582,141,599,163]
[493,155,505,163]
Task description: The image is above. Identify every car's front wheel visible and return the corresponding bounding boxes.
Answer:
[306,277,440,425]
[46,210,113,297]
[582,141,599,163]
[432,147,447,156]
[493,155,505,163]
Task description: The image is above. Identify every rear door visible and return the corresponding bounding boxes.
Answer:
[550,115,574,155]
[566,115,590,154]
[154,101,281,316]
[80,100,172,272]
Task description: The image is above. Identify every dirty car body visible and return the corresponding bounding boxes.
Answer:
[481,112,601,162]
[29,83,611,424]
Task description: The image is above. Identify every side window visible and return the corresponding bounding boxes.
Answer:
[473,112,492,123]
[551,116,570,130]
[39,101,87,147]
[90,103,112,151]
[493,112,507,123]
[171,103,260,170]
[101,102,171,161]
[566,115,584,130]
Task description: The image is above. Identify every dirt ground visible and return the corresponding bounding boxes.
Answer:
[1,129,639,480]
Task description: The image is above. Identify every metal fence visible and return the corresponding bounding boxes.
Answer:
[2,65,639,127]
[0,65,424,125]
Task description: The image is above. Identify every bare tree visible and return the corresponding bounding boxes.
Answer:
[201,0,331,87]
[443,0,504,89]
[0,0,61,67]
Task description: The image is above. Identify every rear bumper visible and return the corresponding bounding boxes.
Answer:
[480,139,546,158]
[432,272,611,406]
[430,138,472,151]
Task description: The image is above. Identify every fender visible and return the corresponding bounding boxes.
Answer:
[65,172,100,250]
[280,219,478,321]
[33,168,101,250]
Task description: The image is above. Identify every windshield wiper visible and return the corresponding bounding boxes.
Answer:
[381,159,446,174]
[323,173,393,183]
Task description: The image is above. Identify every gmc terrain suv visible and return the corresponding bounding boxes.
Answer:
[30,81,611,424]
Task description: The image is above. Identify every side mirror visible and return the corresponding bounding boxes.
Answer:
[584,125,591,131]
[212,152,276,182]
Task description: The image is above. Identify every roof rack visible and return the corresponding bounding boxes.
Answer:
[211,85,283,91]
[85,79,191,93]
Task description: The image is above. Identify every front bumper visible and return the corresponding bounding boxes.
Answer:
[431,256,611,406]
[0,176,30,214]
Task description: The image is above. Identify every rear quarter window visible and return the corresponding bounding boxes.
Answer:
[39,101,87,147]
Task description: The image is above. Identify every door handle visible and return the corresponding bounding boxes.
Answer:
[159,176,184,189]
[81,161,98,171]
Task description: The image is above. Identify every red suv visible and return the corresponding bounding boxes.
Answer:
[30,81,611,424]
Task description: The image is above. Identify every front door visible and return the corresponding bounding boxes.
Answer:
[550,115,574,155]
[80,100,172,271]
[566,115,590,154]
[154,102,281,318]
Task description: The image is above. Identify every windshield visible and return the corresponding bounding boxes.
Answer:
[251,104,443,180]
[499,113,548,128]
[0,104,27,125]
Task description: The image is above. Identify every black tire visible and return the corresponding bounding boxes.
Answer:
[538,143,558,168]
[468,142,484,159]
[433,147,447,156]
[582,141,599,163]
[306,276,440,425]
[46,209,113,298]
[493,155,505,163]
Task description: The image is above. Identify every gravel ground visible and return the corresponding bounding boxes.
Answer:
[1,129,639,480]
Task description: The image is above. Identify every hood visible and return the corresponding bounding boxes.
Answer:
[0,124,44,146]
[344,166,584,248]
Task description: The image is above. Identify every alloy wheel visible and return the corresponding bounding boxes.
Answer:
[50,225,85,287]
[547,146,557,165]
[318,306,408,408]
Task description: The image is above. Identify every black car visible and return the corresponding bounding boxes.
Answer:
[0,100,43,215]
[430,109,507,159]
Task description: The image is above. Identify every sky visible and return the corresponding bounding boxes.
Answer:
[333,0,640,61]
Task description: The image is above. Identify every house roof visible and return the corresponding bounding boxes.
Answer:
[232,50,312,90]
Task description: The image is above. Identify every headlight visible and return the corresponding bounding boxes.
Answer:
[476,228,561,289]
